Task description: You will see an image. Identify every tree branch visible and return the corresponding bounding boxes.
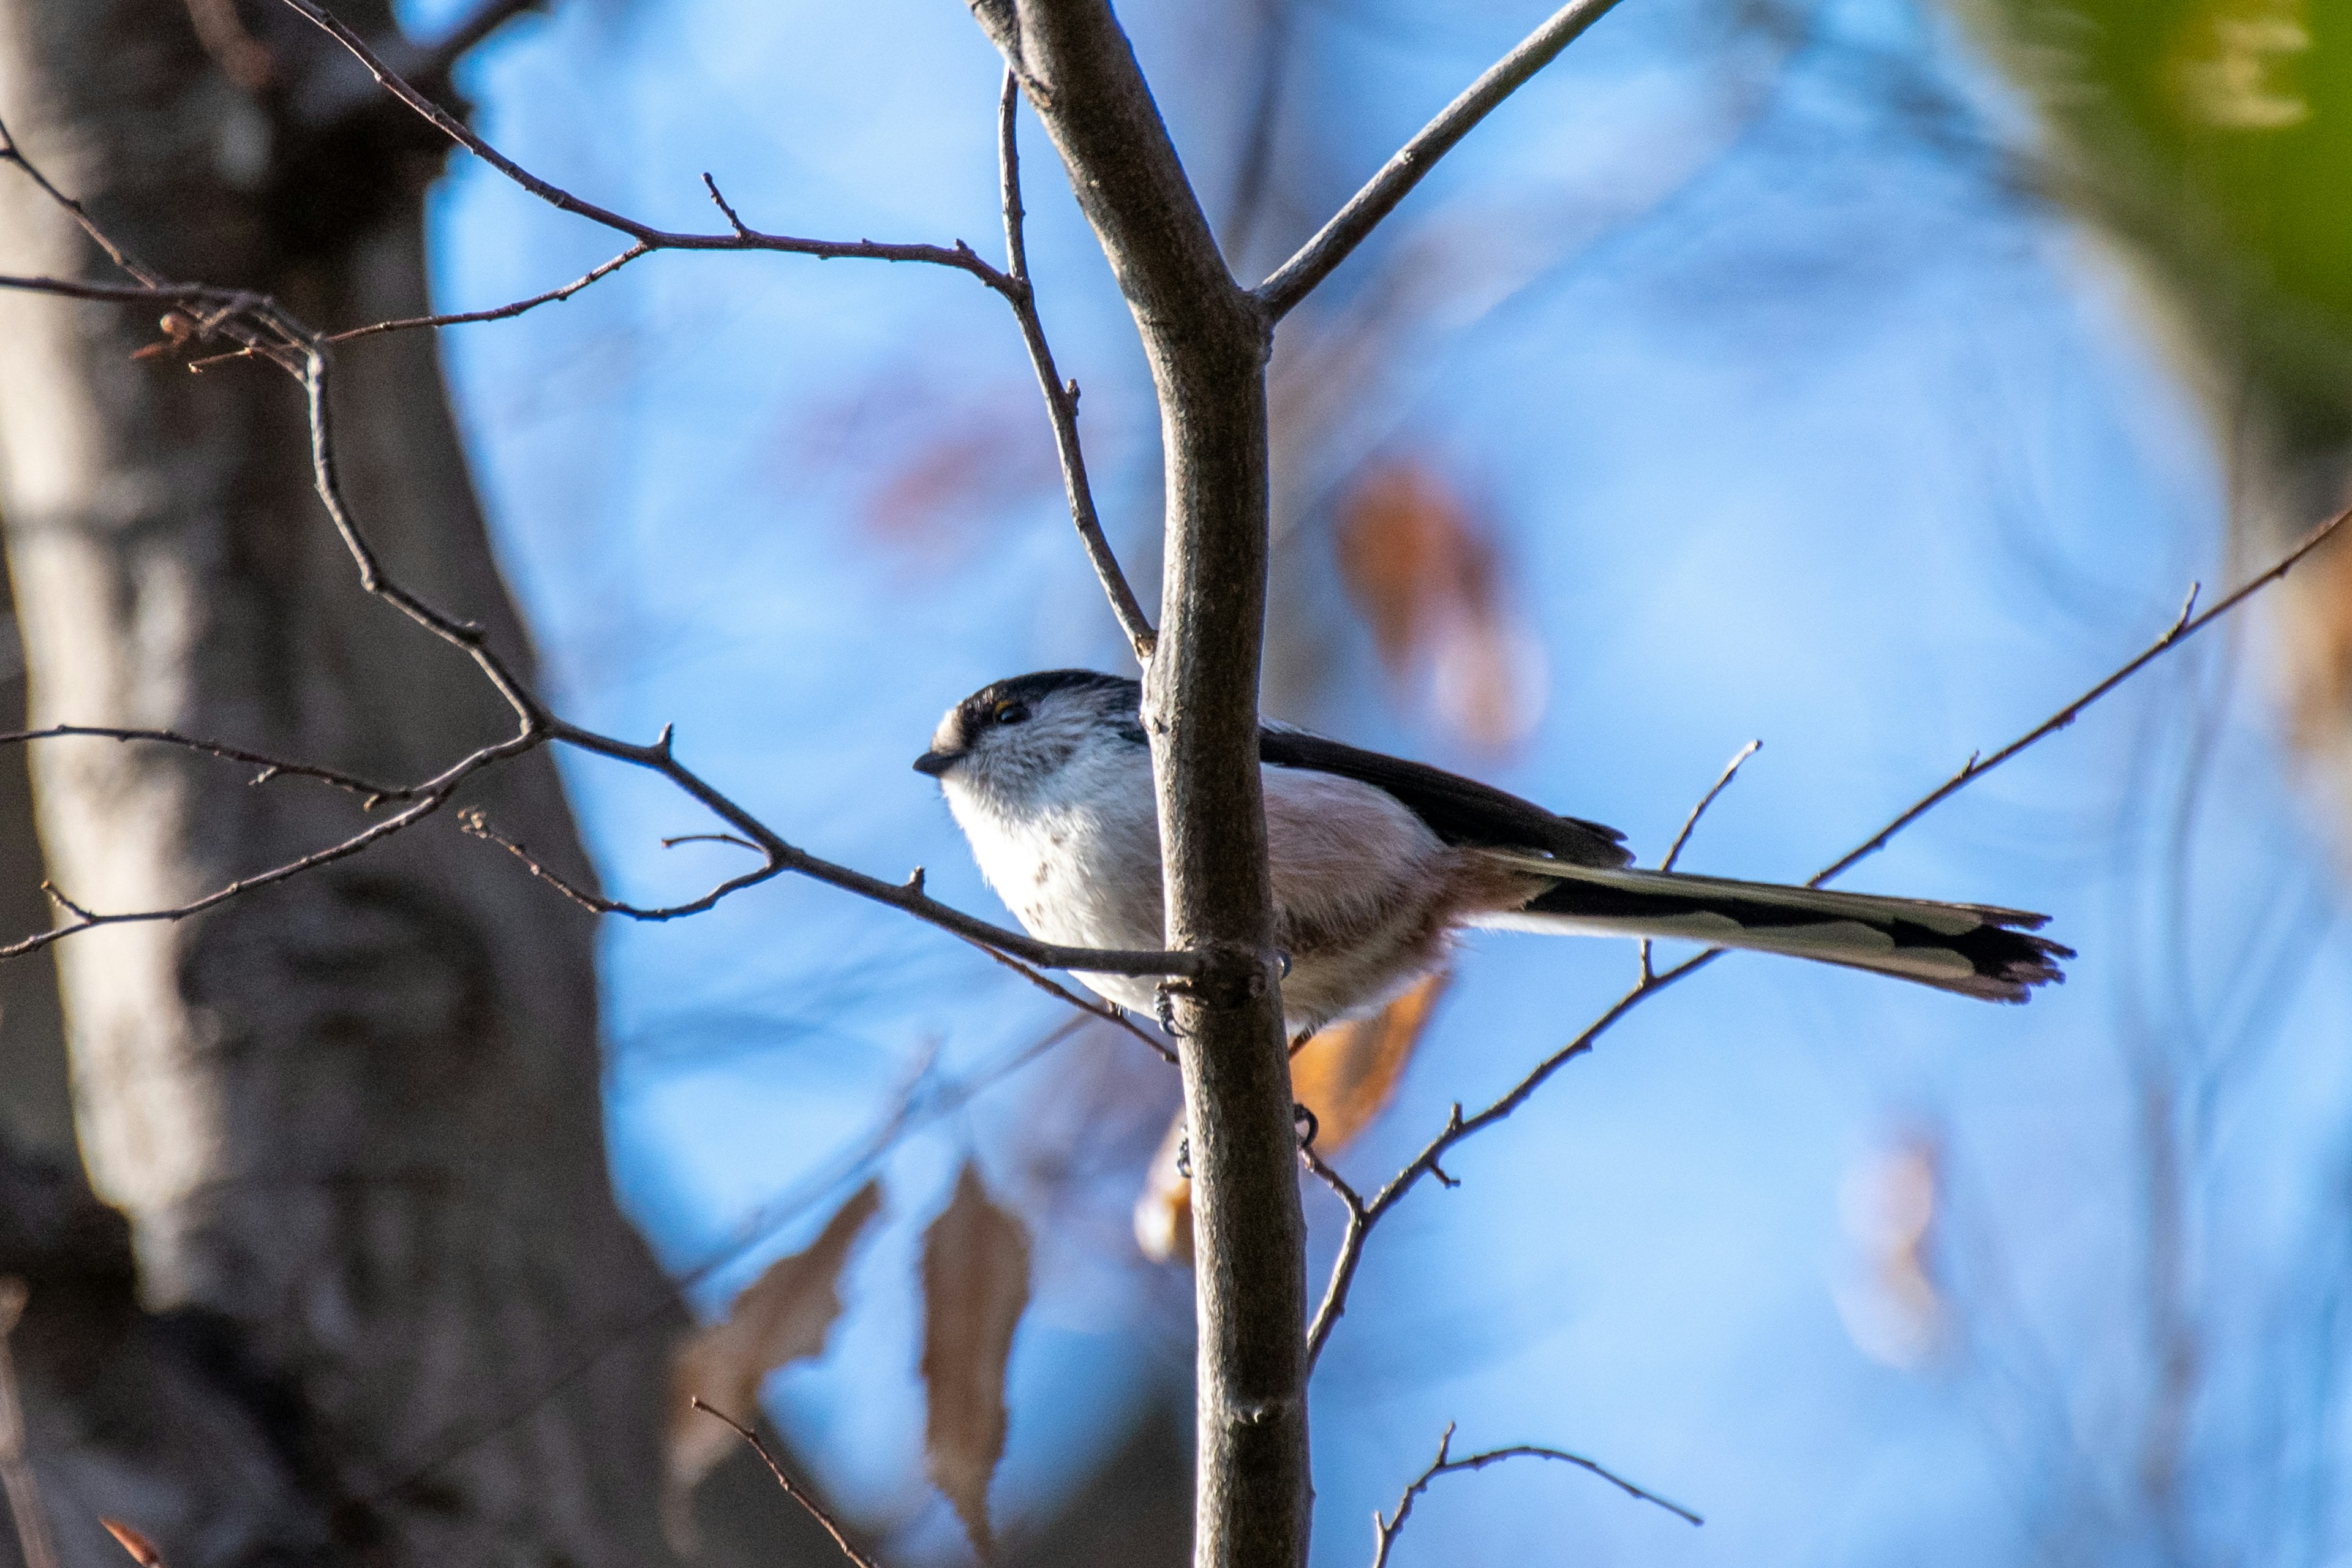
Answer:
[0,137,1204,989]
[1370,1422,1698,1568]
[1254,0,1627,320]
[280,0,1011,281]
[994,69,1156,662]
[687,1401,884,1568]
[1642,738,1760,982]
[1809,504,2348,889]
[1304,508,2351,1371]
[281,2,1161,658]
[974,4,1308,1563]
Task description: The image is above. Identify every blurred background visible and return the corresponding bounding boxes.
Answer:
[4,0,2351,1562]
[349,0,2352,1558]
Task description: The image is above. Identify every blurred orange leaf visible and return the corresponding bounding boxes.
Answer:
[1291,970,1450,1156]
[921,1161,1031,1559]
[1133,1113,1193,1267]
[666,1181,883,1546]
[1335,459,1545,752]
[1831,1135,1947,1370]
[102,1519,164,1566]
[784,368,1055,561]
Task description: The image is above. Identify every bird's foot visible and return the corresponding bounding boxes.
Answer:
[1154,980,1188,1039]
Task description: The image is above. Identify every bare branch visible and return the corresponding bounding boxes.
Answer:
[1809,505,2348,889]
[0,142,1205,989]
[1642,739,1761,981]
[687,1400,884,1568]
[0,734,534,960]
[962,932,1179,1063]
[327,244,651,345]
[280,4,1163,659]
[1255,0,1627,319]
[279,0,1011,284]
[1371,1422,1698,1567]
[978,4,1306,1558]
[993,70,1156,662]
[1306,511,2352,1371]
[0,724,405,797]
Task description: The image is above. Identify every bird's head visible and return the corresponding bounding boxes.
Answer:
[915,669,1144,805]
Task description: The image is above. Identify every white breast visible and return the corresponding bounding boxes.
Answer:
[943,741,1167,1012]
[945,741,1457,1028]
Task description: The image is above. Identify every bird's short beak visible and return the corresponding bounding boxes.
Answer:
[913,749,959,777]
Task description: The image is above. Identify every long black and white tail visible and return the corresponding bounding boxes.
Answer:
[1471,853,2070,1003]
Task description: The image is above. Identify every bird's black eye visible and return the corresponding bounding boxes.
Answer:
[993,701,1030,726]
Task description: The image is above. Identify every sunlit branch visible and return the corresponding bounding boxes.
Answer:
[1642,738,1760,982]
[1304,509,2351,1371]
[1370,1421,1699,1568]
[1255,0,1627,320]
[995,69,1156,662]
[0,129,1204,986]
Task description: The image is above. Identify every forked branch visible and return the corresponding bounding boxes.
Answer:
[1305,505,2352,1370]
[281,0,1155,658]
[1370,1422,1698,1568]
[0,129,1199,990]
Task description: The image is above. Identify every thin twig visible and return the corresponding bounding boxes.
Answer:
[0,1280,59,1568]
[0,135,1205,986]
[994,69,1156,662]
[1642,739,1761,982]
[688,1400,884,1568]
[1370,1422,1698,1567]
[279,3,1159,663]
[279,0,1011,282]
[1809,505,2346,888]
[1304,511,2351,1371]
[0,724,405,797]
[1255,0,1627,319]
[327,243,651,344]
[962,933,1179,1063]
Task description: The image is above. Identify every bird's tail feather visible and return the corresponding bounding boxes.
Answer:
[1468,853,2071,1003]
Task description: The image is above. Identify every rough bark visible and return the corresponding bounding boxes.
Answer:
[0,2,683,1561]
[968,4,1309,1564]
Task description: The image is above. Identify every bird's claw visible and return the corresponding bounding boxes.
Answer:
[1293,1101,1319,1152]
[1154,981,1187,1039]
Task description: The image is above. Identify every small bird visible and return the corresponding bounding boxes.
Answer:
[916,670,2068,1036]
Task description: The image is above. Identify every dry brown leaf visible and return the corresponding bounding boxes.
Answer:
[665,1181,883,1549]
[1335,460,1544,752]
[100,1518,164,1566]
[920,1161,1031,1560]
[1291,970,1451,1155]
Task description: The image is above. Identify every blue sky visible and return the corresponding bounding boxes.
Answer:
[395,0,2352,1560]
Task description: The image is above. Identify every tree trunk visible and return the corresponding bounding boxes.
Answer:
[0,2,684,1561]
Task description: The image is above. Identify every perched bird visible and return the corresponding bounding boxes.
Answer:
[916,670,2068,1035]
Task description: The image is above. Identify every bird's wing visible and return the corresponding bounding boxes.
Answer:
[1257,729,1632,867]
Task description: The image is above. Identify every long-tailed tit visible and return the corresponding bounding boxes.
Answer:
[916,670,2068,1035]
